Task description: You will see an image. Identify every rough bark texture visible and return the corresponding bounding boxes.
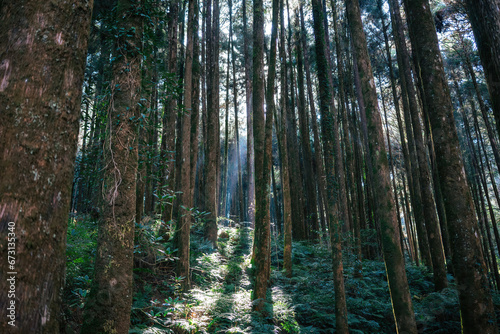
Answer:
[0,1,93,332]
[81,0,142,332]
[346,0,417,332]
[251,0,270,312]
[387,0,447,289]
[404,0,498,332]
[311,0,348,331]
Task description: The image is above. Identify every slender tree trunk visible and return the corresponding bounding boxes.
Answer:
[243,0,255,225]
[295,14,319,240]
[203,0,220,245]
[228,0,245,222]
[159,0,179,224]
[346,0,417,332]
[172,0,195,292]
[0,1,93,332]
[190,0,200,204]
[311,0,349,331]
[299,4,328,239]
[404,0,498,332]
[252,0,277,312]
[387,0,447,289]
[278,0,293,278]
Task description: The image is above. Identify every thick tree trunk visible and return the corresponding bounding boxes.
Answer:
[346,0,417,332]
[404,0,498,332]
[81,1,142,332]
[0,1,93,332]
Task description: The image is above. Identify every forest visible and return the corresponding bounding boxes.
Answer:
[1,0,500,333]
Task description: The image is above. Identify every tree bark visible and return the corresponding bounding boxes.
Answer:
[203,0,220,246]
[251,0,277,312]
[404,0,498,332]
[311,0,348,331]
[81,1,142,332]
[387,0,447,289]
[0,1,93,332]
[346,0,417,332]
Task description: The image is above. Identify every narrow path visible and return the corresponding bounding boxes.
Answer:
[188,227,256,333]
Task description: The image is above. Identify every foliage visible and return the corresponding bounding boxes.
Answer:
[62,215,98,331]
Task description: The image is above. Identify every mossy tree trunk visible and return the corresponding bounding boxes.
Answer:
[0,0,93,332]
[311,0,348,331]
[251,0,276,312]
[346,0,418,332]
[404,0,498,332]
[81,0,142,332]
[387,0,447,289]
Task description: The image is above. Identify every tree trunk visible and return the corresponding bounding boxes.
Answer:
[251,0,277,312]
[0,1,93,332]
[81,1,142,332]
[172,0,195,292]
[203,0,220,246]
[404,0,498,332]
[243,0,255,225]
[311,0,349,331]
[387,0,447,289]
[346,0,417,332]
[159,0,179,224]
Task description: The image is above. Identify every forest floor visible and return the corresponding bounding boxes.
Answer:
[63,216,500,334]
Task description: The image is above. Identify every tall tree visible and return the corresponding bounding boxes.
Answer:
[204,0,220,245]
[404,0,498,332]
[243,0,255,225]
[346,0,417,332]
[251,0,277,312]
[159,0,179,224]
[81,0,143,332]
[173,0,196,291]
[229,0,245,221]
[311,0,348,331]
[386,0,447,289]
[0,0,93,332]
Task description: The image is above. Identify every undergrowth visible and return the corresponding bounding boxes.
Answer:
[63,216,500,334]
